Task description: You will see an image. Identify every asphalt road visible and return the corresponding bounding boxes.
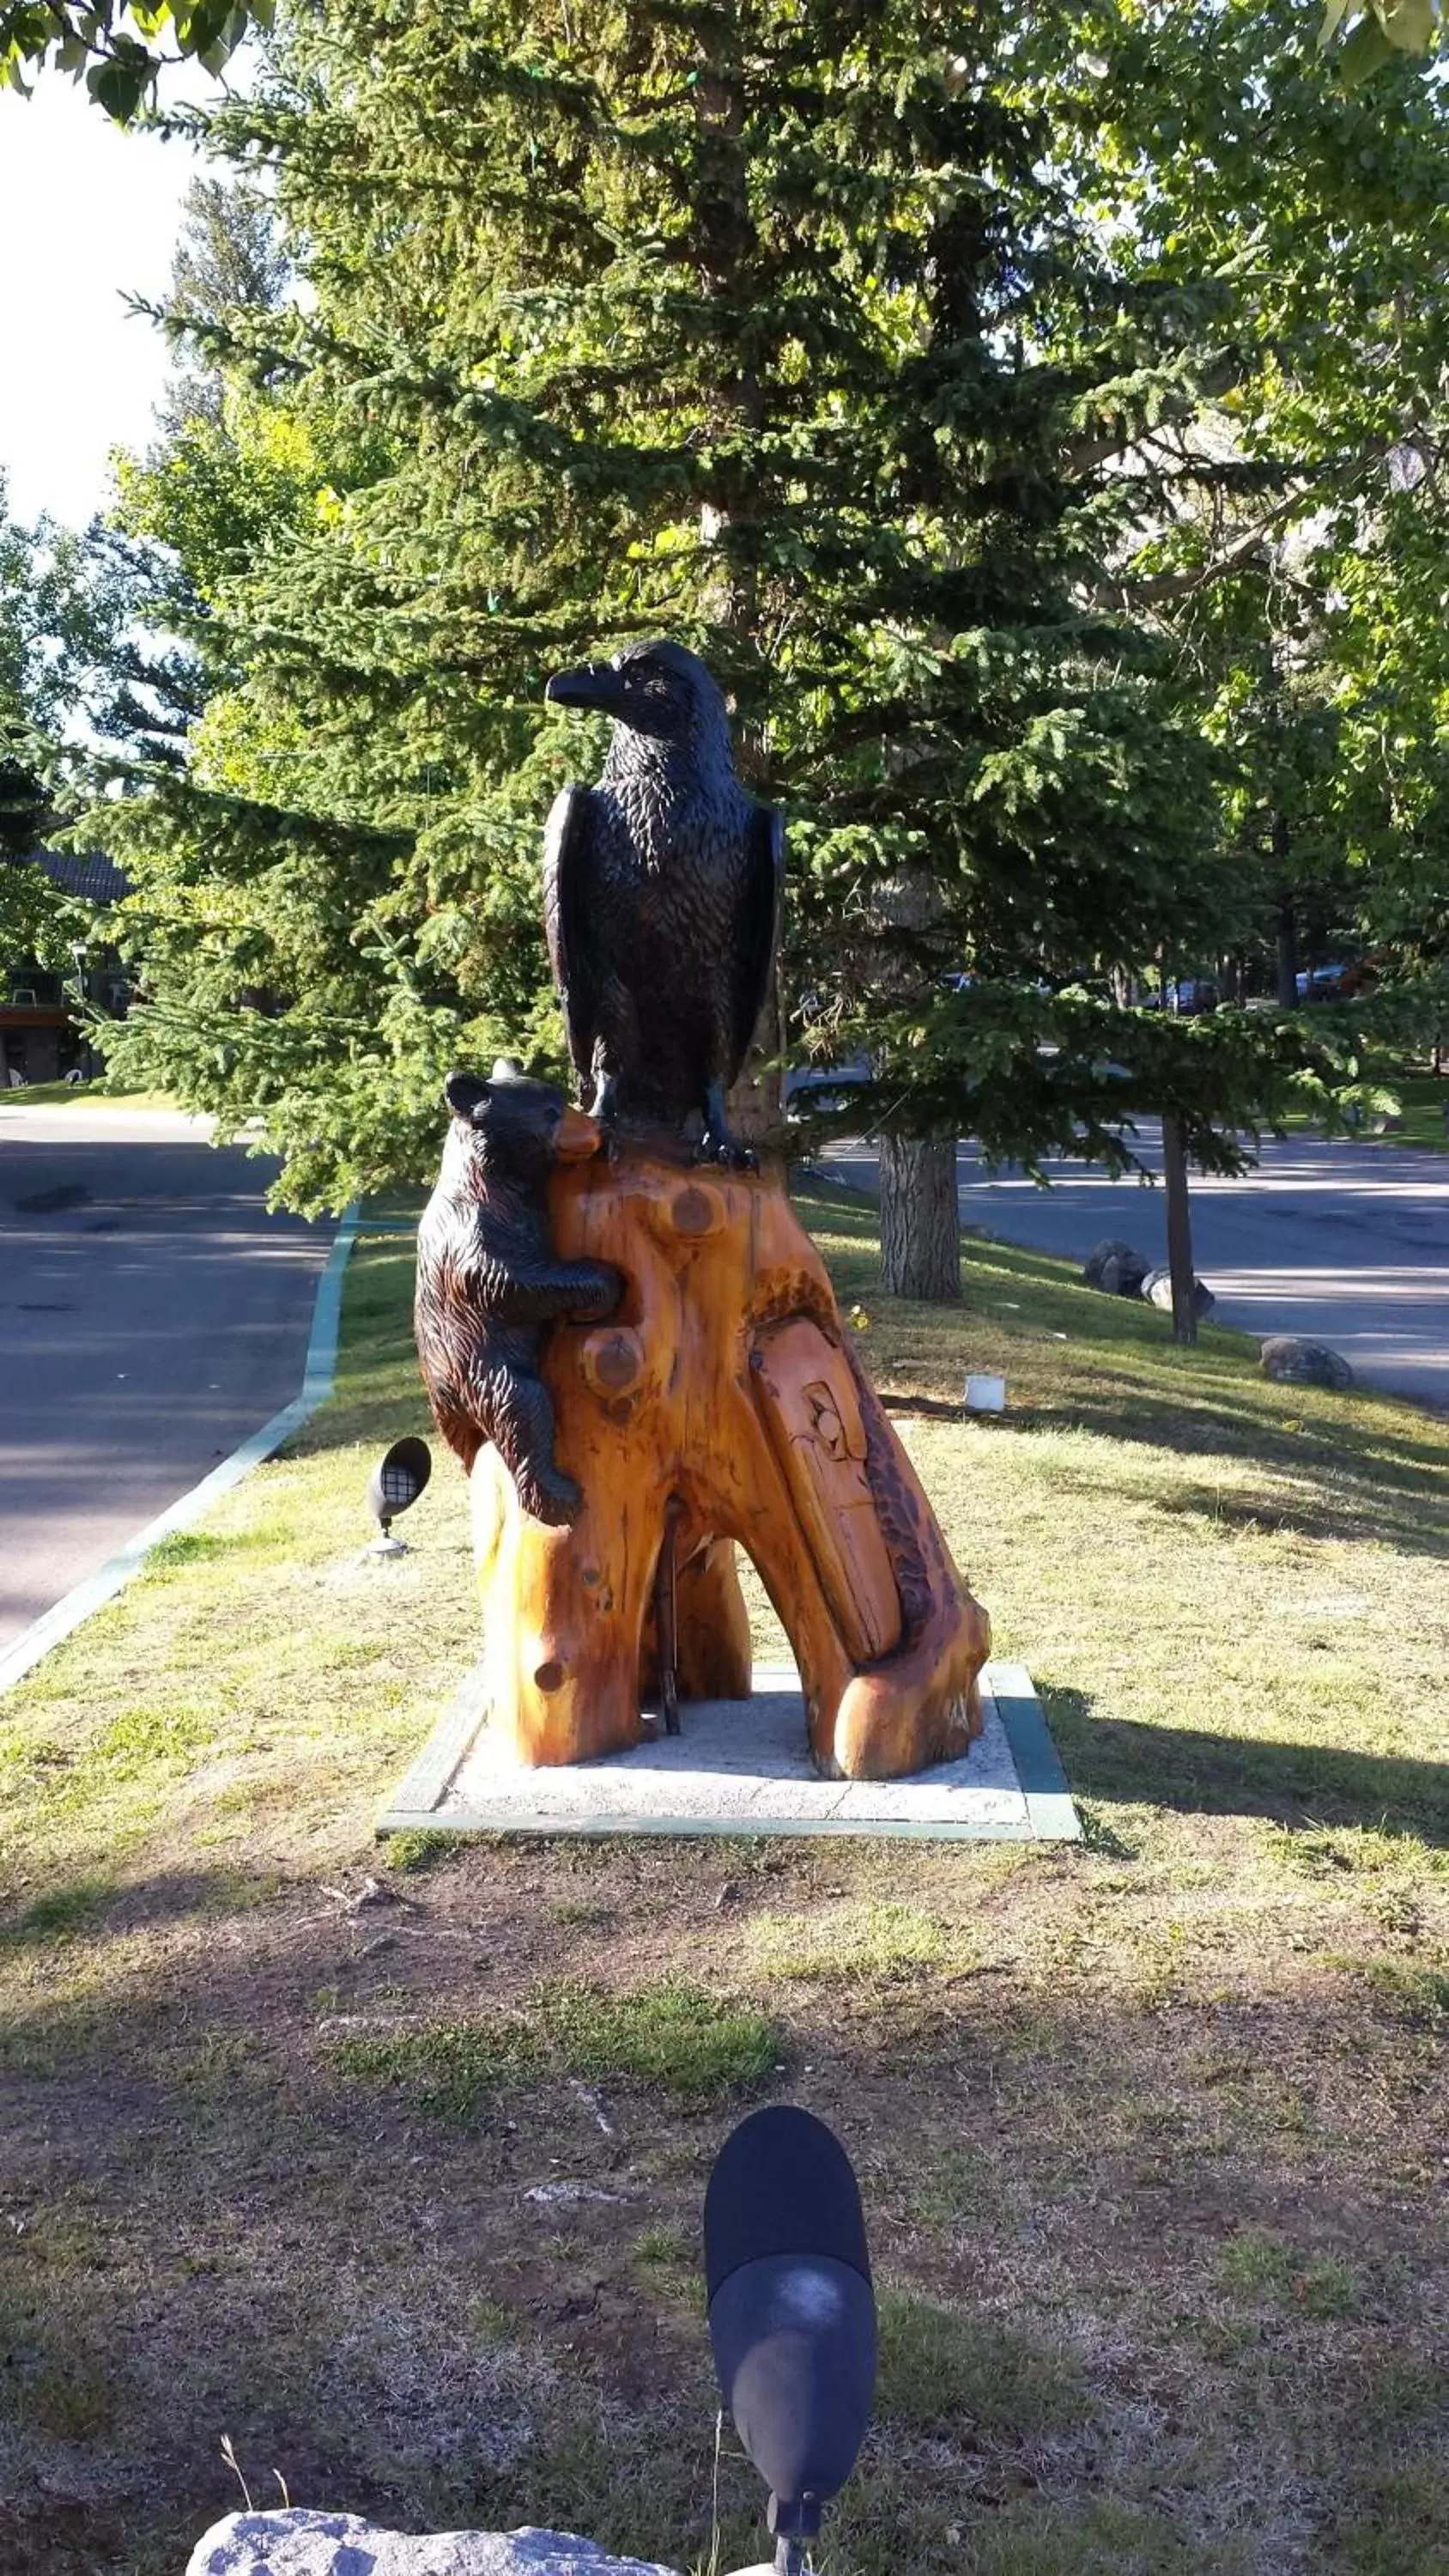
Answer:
[0,1104,334,1656]
[824,1125,1449,1411]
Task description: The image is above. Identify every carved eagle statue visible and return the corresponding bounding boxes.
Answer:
[543,640,783,1166]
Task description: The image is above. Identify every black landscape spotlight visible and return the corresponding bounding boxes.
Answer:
[705,2105,876,2576]
[367,1435,432,1555]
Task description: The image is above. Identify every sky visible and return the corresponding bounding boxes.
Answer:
[0,78,202,533]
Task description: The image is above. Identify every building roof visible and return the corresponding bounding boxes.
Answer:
[5,847,130,905]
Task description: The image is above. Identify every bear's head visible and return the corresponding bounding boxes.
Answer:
[442,1064,601,1189]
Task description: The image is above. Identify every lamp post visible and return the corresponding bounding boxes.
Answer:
[68,940,91,1081]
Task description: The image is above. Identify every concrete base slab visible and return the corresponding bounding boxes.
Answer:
[379,1659,1079,1844]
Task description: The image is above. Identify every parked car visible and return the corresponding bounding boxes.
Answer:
[1295,963,1349,1000]
[1142,978,1219,1014]
[783,1057,871,1118]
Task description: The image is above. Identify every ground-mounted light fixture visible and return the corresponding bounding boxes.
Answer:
[367,1436,432,1555]
[705,2105,876,2576]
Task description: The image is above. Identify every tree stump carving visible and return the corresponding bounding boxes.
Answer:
[416,636,991,1781]
[462,1139,990,1780]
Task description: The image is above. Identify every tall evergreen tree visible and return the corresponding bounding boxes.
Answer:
[5,0,1440,122]
[157,173,291,434]
[92,0,1434,1267]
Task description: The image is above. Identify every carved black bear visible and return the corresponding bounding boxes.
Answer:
[415,1066,621,1524]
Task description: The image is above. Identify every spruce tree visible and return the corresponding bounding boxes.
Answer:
[157,173,291,434]
[94,0,1419,1264]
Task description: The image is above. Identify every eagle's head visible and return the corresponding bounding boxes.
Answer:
[545,639,732,766]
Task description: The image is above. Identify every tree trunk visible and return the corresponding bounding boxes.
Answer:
[879,1133,961,1302]
[726,956,784,1148]
[694,19,761,638]
[1160,1113,1198,1346]
[1274,823,1298,1008]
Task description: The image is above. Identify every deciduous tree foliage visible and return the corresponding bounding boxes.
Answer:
[1093,23,1449,1048]
[0,477,130,965]
[0,0,261,118]
[88,0,1447,1275]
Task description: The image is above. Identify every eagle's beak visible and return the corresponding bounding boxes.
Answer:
[545,661,633,719]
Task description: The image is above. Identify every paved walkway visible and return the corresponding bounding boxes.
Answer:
[825,1126,1449,1409]
[0,1103,332,1654]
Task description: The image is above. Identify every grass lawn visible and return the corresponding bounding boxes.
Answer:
[1373,1065,1449,1151]
[2,1186,1447,2576]
[0,1081,176,1112]
[1288,1053,1448,1152]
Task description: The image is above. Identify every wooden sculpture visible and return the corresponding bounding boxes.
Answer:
[542,639,782,1167]
[415,640,990,1782]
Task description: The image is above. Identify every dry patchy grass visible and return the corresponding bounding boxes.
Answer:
[0,1193,1446,2575]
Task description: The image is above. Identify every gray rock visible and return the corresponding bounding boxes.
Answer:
[1139,1267,1216,1321]
[1082,1238,1150,1297]
[185,2510,682,2576]
[1259,1337,1355,1391]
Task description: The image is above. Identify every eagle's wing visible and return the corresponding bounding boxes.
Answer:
[730,799,785,1082]
[543,782,597,1087]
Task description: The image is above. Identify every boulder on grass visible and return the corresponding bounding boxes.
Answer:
[1139,1267,1216,1322]
[185,2512,682,2576]
[1082,1238,1150,1297]
[1259,1337,1354,1391]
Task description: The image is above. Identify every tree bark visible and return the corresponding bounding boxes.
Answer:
[694,18,761,638]
[879,1133,961,1302]
[1160,1113,1198,1346]
[1274,823,1299,1009]
[726,957,784,1148]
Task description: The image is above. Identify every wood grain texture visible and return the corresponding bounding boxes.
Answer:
[468,1145,990,1778]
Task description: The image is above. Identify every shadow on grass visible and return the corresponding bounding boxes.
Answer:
[4,1867,1449,2576]
[1030,1430,1446,1558]
[1044,1685,1449,1844]
[0,1865,276,1952]
[884,1366,1446,1559]
[873,1343,1445,1571]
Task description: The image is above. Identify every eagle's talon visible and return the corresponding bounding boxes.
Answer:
[696,1130,756,1171]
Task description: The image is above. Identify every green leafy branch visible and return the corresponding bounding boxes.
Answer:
[1320,0,1441,84]
[0,0,265,118]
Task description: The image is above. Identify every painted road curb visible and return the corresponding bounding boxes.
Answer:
[0,1206,361,1701]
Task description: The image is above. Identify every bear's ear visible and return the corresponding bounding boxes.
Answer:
[444,1070,490,1126]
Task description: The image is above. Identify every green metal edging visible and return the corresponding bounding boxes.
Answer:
[376,1804,1038,1842]
[989,1658,1082,1842]
[0,1206,359,1701]
[380,1672,489,1824]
